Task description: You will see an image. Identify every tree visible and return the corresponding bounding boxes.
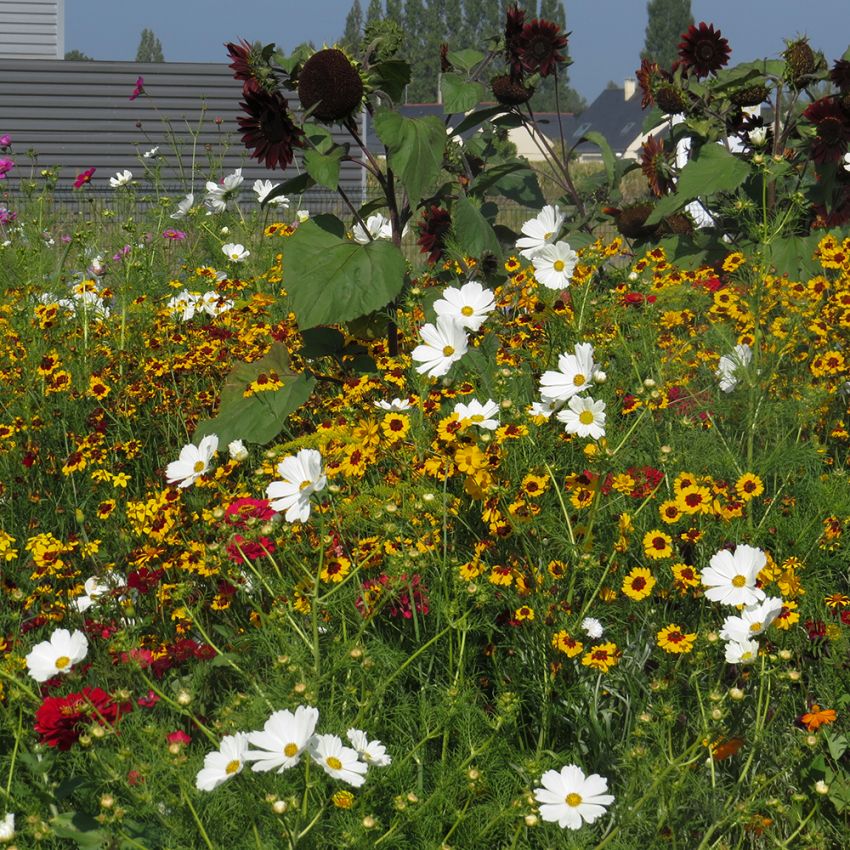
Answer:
[385,0,403,22]
[341,0,364,53]
[135,28,164,62]
[642,0,693,69]
[64,49,93,61]
[365,0,384,26]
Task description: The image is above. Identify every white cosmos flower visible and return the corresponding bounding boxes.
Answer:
[310,733,368,787]
[346,728,392,767]
[844,151,850,173]
[25,628,89,683]
[266,449,326,523]
[253,179,289,206]
[222,242,250,262]
[411,316,469,378]
[532,240,578,290]
[557,395,606,439]
[0,812,14,842]
[166,289,200,321]
[529,398,564,419]
[228,439,248,462]
[702,544,767,607]
[170,193,194,219]
[719,596,784,643]
[73,572,125,613]
[581,617,604,639]
[143,146,159,158]
[244,705,319,773]
[296,209,310,222]
[198,290,234,318]
[539,342,597,404]
[716,343,752,392]
[724,638,760,665]
[533,764,614,830]
[165,434,219,489]
[433,280,495,332]
[205,168,244,214]
[516,204,565,259]
[374,397,413,411]
[352,212,393,244]
[454,398,500,430]
[748,127,767,147]
[109,169,133,188]
[196,732,250,792]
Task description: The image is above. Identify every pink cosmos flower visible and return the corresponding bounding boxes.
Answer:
[162,229,187,241]
[129,76,145,100]
[0,134,10,149]
[0,158,13,179]
[73,167,96,188]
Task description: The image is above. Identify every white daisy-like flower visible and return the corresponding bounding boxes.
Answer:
[165,434,219,489]
[748,127,767,147]
[557,395,606,439]
[529,398,564,419]
[702,544,767,607]
[844,151,850,173]
[374,397,413,411]
[532,240,578,290]
[253,179,289,206]
[166,289,200,321]
[143,146,159,158]
[266,449,326,523]
[197,290,234,318]
[433,280,495,332]
[228,439,248,462]
[109,169,133,188]
[581,617,604,639]
[0,812,14,842]
[719,596,784,643]
[244,705,319,773]
[716,343,752,392]
[296,209,310,222]
[73,572,125,613]
[724,638,760,665]
[25,628,89,683]
[533,764,614,830]
[454,398,499,430]
[411,316,469,378]
[205,168,244,214]
[310,733,369,787]
[195,732,250,792]
[170,193,195,219]
[515,204,565,259]
[346,728,392,767]
[222,242,250,263]
[539,342,597,404]
[352,212,393,244]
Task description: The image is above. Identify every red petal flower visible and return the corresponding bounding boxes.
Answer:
[237,88,304,170]
[35,688,132,750]
[678,22,731,78]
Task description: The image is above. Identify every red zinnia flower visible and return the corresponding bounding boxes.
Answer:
[73,167,96,189]
[237,87,304,170]
[803,97,850,164]
[35,687,132,750]
[678,22,731,78]
[519,19,569,79]
[417,205,452,265]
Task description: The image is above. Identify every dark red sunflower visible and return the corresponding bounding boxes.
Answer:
[829,59,850,93]
[237,88,304,170]
[635,58,668,109]
[298,48,364,123]
[678,22,731,78]
[225,39,276,94]
[640,135,673,197]
[417,205,452,265]
[504,4,526,81]
[519,19,569,79]
[803,96,850,164]
[35,687,132,750]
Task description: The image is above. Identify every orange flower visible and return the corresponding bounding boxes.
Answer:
[801,705,837,731]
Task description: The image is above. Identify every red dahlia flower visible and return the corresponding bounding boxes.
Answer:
[519,19,569,79]
[35,687,132,750]
[678,22,731,78]
[237,88,304,170]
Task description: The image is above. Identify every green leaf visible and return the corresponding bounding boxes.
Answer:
[300,327,346,358]
[582,131,616,191]
[452,194,501,259]
[303,122,335,153]
[453,106,505,135]
[194,343,316,446]
[304,147,344,190]
[441,73,485,114]
[462,333,499,397]
[284,218,406,329]
[51,811,107,849]
[471,160,545,208]
[370,59,411,101]
[261,172,314,206]
[824,730,848,762]
[374,110,446,206]
[446,49,485,71]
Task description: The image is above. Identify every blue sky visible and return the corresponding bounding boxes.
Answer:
[66,0,850,102]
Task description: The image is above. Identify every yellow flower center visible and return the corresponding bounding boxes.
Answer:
[553,260,565,272]
[299,480,313,491]
[326,756,343,771]
[471,414,484,422]
[193,460,205,473]
[225,759,241,775]
[284,743,299,757]
[573,374,586,386]
[579,410,595,425]
[731,575,747,588]
[740,651,753,662]
[543,231,553,239]
[442,345,455,357]
[565,792,583,807]
[749,621,762,632]
[55,655,71,670]
[461,306,474,316]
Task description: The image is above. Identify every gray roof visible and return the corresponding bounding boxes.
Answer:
[569,87,646,155]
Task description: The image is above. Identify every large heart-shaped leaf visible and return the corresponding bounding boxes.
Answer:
[452,194,501,259]
[374,109,446,206]
[441,73,485,115]
[284,216,406,329]
[304,147,345,190]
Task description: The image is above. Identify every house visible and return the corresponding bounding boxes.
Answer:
[0,0,64,59]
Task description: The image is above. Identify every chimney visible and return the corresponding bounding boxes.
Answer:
[624,78,636,101]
